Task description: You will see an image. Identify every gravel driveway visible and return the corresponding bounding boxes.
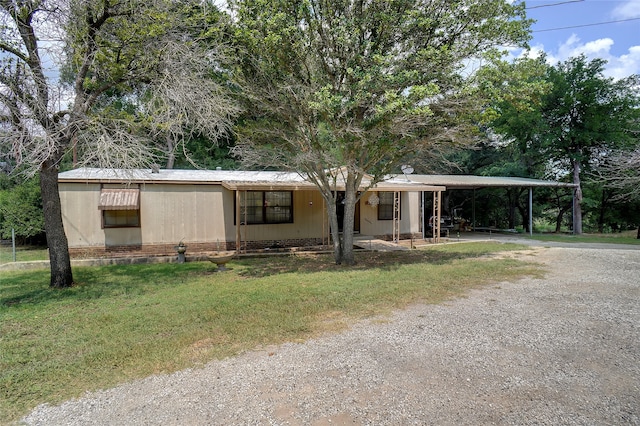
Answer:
[22,246,640,425]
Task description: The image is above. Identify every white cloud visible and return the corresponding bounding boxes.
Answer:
[556,35,614,59]
[611,0,640,19]
[521,35,640,79]
[605,46,640,79]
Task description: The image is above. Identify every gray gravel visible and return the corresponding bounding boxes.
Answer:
[22,246,640,425]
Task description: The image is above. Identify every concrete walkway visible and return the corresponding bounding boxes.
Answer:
[354,236,410,251]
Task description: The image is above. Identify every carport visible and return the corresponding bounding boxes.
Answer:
[405,175,578,237]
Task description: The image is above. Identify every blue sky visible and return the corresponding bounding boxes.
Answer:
[518,0,640,78]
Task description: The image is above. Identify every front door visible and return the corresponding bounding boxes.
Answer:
[336,192,360,233]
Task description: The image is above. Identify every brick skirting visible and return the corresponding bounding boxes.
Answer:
[372,232,423,242]
[68,238,327,259]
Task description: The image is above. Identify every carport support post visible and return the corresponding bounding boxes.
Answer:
[235,190,241,254]
[529,187,533,236]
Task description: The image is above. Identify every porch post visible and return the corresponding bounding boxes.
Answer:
[235,190,241,254]
[421,191,425,240]
[392,191,401,242]
[432,191,441,243]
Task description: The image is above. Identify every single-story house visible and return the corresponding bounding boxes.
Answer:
[58,168,445,258]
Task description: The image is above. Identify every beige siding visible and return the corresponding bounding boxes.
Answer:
[61,183,329,248]
[60,182,423,249]
[60,182,105,248]
[359,191,420,236]
[235,190,325,243]
[139,184,227,246]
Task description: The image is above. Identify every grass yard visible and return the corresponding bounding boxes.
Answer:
[527,229,640,245]
[1,242,539,423]
[0,245,48,264]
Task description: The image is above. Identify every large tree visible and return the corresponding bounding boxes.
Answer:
[481,55,640,234]
[0,0,237,287]
[228,0,531,264]
[475,56,567,231]
[540,56,640,234]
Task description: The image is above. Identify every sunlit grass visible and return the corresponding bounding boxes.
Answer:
[0,242,539,423]
[527,230,640,245]
[0,245,48,264]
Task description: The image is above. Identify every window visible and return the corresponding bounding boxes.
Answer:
[377,191,400,220]
[99,188,140,228]
[103,210,140,228]
[239,191,293,224]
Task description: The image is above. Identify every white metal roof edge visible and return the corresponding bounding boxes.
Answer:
[58,168,572,190]
[57,168,306,185]
[404,174,577,188]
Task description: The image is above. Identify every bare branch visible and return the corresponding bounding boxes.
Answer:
[598,148,640,201]
[74,116,161,170]
[142,40,240,167]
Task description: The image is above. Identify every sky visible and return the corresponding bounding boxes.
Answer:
[517,0,640,79]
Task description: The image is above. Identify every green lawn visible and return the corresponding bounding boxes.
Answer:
[527,230,640,245]
[0,242,538,423]
[0,245,48,264]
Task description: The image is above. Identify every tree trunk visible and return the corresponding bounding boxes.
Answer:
[317,170,361,265]
[40,163,73,288]
[507,189,517,229]
[572,160,583,235]
[516,203,528,233]
[555,210,563,233]
[637,226,639,239]
[325,196,342,264]
[341,177,358,266]
[597,189,608,233]
[555,204,571,233]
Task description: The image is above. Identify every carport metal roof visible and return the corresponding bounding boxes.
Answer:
[402,174,577,237]
[405,174,577,189]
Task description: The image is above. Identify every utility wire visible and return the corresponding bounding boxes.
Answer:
[526,0,585,10]
[534,17,640,32]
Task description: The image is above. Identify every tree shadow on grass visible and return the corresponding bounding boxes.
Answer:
[1,245,522,307]
[0,262,206,308]
[234,249,492,278]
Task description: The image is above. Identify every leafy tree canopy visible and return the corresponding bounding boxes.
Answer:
[0,0,238,287]
[0,175,44,240]
[476,54,640,234]
[228,0,532,263]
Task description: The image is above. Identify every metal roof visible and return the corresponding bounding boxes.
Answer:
[404,174,577,189]
[58,168,445,192]
[59,168,574,192]
[58,168,302,184]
